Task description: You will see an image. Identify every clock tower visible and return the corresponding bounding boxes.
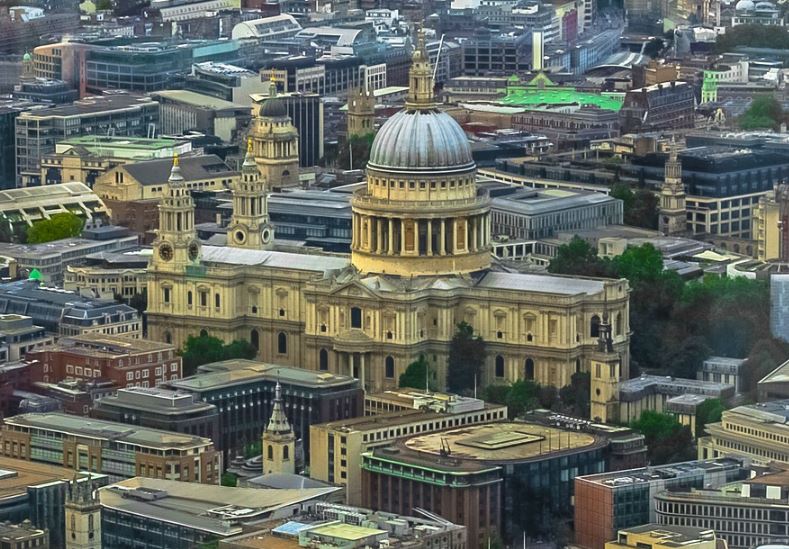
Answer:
[228,139,274,250]
[153,155,201,272]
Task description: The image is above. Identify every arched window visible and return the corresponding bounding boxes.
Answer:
[495,355,505,378]
[615,313,622,336]
[319,348,329,371]
[88,515,94,531]
[164,331,172,344]
[267,445,273,460]
[250,329,259,351]
[187,291,193,306]
[590,315,601,338]
[283,445,289,460]
[350,307,362,329]
[200,329,208,338]
[385,356,395,378]
[277,332,287,354]
[215,293,220,309]
[525,358,535,380]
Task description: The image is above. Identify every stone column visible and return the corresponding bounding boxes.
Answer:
[427,219,433,255]
[376,217,383,254]
[388,218,394,255]
[471,216,478,252]
[440,220,446,255]
[360,353,366,392]
[451,219,457,254]
[366,217,373,252]
[400,219,406,255]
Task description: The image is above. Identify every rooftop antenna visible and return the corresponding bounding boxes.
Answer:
[473,372,477,399]
[431,32,445,86]
[424,357,430,396]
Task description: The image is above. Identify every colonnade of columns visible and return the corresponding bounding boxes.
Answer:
[351,214,491,257]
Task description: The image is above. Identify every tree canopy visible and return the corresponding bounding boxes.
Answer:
[337,133,375,170]
[26,213,84,244]
[399,355,436,391]
[715,24,789,53]
[739,96,785,131]
[180,334,257,376]
[695,398,725,438]
[447,321,486,393]
[631,410,695,464]
[610,183,659,229]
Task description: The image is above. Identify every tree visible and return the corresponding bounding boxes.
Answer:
[26,213,84,244]
[180,334,258,376]
[632,410,695,464]
[611,184,659,229]
[696,398,725,438]
[129,288,147,313]
[447,322,486,394]
[337,133,375,170]
[739,96,784,131]
[643,37,665,58]
[399,355,435,391]
[548,236,612,277]
[558,372,590,417]
[504,380,541,418]
[742,338,789,399]
[220,472,237,487]
[715,24,789,53]
[665,336,712,379]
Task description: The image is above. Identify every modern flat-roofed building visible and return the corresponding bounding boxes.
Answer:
[0,183,109,242]
[0,521,49,549]
[655,466,789,549]
[698,400,789,464]
[40,135,191,187]
[26,333,181,388]
[0,231,139,286]
[0,280,141,338]
[14,93,159,186]
[698,356,746,394]
[0,315,52,362]
[267,188,352,251]
[151,90,250,143]
[606,524,718,549]
[99,476,341,548]
[362,420,610,544]
[573,457,750,549]
[757,359,789,401]
[310,398,507,505]
[63,249,150,300]
[91,386,219,442]
[164,360,363,459]
[620,82,695,134]
[0,413,220,483]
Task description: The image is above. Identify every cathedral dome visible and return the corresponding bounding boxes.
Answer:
[735,0,755,11]
[259,97,287,118]
[368,109,474,172]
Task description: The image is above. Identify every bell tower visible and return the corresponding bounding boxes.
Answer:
[589,311,621,424]
[228,139,274,250]
[152,155,201,272]
[659,140,687,236]
[347,84,376,139]
[65,475,101,549]
[262,381,296,475]
[249,79,300,191]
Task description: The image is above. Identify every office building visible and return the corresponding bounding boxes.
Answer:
[14,93,159,186]
[513,105,620,150]
[0,183,109,243]
[0,315,52,362]
[0,107,22,187]
[0,457,107,548]
[26,334,181,388]
[99,476,341,548]
[755,182,789,261]
[698,356,746,394]
[185,62,265,106]
[574,457,750,549]
[13,77,77,105]
[655,466,789,549]
[165,359,363,459]
[230,13,302,40]
[606,524,718,549]
[151,90,250,143]
[310,397,507,505]
[63,249,149,300]
[699,400,789,464]
[218,501,467,549]
[0,231,139,287]
[490,186,623,240]
[462,29,532,75]
[362,420,610,544]
[0,522,49,549]
[40,135,190,187]
[591,373,735,424]
[0,413,220,483]
[620,82,695,134]
[91,386,219,444]
[0,280,140,338]
[267,188,352,251]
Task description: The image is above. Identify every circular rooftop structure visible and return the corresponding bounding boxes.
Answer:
[735,0,755,10]
[368,109,474,173]
[259,97,287,118]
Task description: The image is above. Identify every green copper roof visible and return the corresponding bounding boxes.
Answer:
[28,268,42,281]
[500,86,625,111]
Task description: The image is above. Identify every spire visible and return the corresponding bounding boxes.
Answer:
[597,304,614,354]
[265,380,292,435]
[406,25,435,110]
[168,154,184,185]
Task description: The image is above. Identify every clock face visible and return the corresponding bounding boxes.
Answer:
[158,243,173,261]
[188,241,200,262]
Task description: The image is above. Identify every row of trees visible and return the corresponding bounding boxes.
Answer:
[180,334,258,376]
[549,238,788,397]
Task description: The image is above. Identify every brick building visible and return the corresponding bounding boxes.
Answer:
[26,334,181,389]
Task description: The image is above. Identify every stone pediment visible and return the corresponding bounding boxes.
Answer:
[333,328,374,352]
[328,279,380,300]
